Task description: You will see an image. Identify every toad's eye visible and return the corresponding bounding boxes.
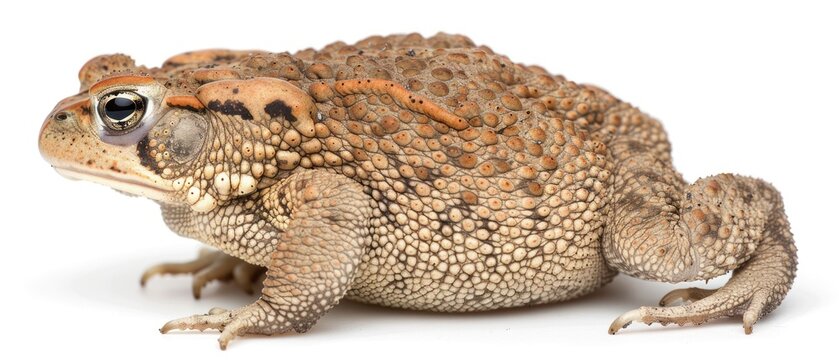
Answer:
[98,91,146,132]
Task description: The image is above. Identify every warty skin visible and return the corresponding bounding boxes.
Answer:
[38,33,796,349]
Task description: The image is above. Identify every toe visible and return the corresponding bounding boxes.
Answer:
[141,248,219,287]
[160,310,234,333]
[218,318,248,350]
[191,255,238,299]
[215,300,290,349]
[743,289,771,334]
[608,309,643,334]
[658,287,717,306]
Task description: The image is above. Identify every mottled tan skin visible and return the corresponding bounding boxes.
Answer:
[38,33,796,349]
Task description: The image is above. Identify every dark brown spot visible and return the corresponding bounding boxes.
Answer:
[136,135,159,171]
[264,100,297,122]
[207,100,253,120]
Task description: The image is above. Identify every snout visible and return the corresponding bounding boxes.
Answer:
[39,94,176,202]
[39,93,95,166]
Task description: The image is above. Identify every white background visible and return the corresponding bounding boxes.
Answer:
[1,0,836,358]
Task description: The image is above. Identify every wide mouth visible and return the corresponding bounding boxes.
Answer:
[53,165,173,202]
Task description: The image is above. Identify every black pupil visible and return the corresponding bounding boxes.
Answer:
[104,97,136,121]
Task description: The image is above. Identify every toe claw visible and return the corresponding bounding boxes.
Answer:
[218,329,236,350]
[192,282,204,300]
[608,309,642,335]
[160,319,177,334]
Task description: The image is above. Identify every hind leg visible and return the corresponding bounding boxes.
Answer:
[604,153,797,334]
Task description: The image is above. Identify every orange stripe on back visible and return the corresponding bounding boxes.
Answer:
[334,79,469,130]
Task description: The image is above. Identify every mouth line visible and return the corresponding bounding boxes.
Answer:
[53,165,173,199]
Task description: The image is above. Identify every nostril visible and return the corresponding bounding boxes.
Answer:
[54,112,69,121]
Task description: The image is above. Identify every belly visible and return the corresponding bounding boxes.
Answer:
[345,216,618,312]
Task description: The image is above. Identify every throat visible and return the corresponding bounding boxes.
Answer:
[159,201,278,267]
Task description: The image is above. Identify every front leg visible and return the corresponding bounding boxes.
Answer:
[161,170,373,349]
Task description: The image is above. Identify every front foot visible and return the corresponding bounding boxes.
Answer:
[157,170,373,349]
[608,283,778,335]
[141,249,265,299]
[160,300,291,350]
